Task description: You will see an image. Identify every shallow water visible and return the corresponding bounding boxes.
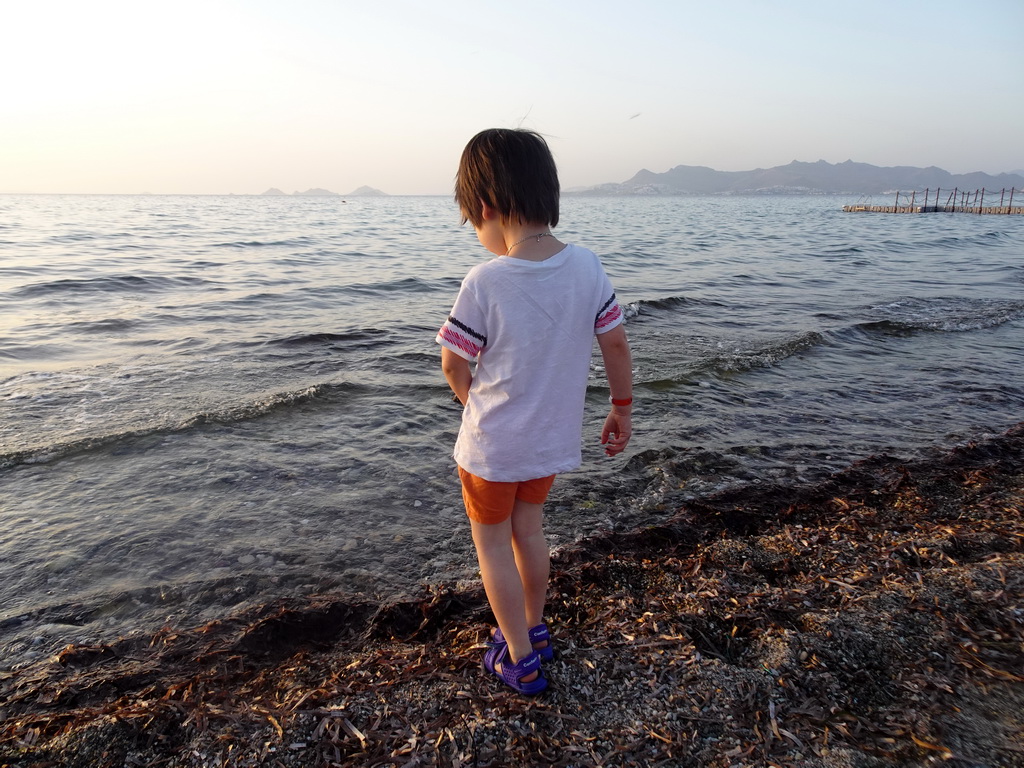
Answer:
[2,194,1022,666]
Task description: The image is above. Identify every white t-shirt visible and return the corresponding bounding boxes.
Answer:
[436,243,624,482]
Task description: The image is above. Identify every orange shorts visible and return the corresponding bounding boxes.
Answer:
[458,467,556,525]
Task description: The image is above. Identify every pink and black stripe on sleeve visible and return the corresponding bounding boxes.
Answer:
[438,315,487,358]
[595,293,623,332]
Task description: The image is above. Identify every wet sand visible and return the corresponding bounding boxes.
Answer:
[2,425,1023,767]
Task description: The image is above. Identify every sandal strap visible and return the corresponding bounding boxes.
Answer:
[492,622,550,645]
[483,645,547,695]
[529,623,551,644]
[491,623,553,662]
[500,648,543,688]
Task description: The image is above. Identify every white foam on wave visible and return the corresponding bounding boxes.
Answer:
[867,296,1024,333]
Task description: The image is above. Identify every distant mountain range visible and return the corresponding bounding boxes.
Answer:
[572,161,1024,196]
[261,186,386,197]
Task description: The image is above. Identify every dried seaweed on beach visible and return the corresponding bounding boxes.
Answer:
[2,426,1023,767]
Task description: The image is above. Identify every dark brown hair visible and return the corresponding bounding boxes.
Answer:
[455,128,560,228]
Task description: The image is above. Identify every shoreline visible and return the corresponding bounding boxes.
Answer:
[2,425,1022,767]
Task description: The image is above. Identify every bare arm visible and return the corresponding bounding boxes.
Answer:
[596,324,633,456]
[441,346,472,405]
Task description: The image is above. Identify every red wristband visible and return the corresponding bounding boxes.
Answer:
[610,397,633,407]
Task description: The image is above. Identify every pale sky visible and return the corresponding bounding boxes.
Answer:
[2,0,1021,195]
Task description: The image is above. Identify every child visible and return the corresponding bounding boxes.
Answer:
[437,128,633,695]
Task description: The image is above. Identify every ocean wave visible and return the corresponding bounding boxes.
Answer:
[0,383,357,470]
[211,236,318,249]
[697,330,826,374]
[857,297,1024,334]
[63,318,143,335]
[929,229,1013,250]
[180,384,341,427]
[345,276,455,296]
[637,330,826,386]
[267,329,392,349]
[0,341,76,362]
[642,295,692,312]
[626,295,728,318]
[11,274,210,300]
[873,228,1014,256]
[819,244,865,256]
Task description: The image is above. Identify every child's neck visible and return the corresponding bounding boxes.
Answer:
[503,224,563,262]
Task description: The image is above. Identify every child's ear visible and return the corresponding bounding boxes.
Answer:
[480,201,500,221]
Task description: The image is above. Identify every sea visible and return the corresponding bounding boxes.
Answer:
[2,194,1023,669]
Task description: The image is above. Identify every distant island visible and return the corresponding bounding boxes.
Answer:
[260,186,387,197]
[249,163,1024,198]
[571,160,1024,196]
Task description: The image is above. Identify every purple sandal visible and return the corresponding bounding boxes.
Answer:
[491,623,555,662]
[482,644,547,695]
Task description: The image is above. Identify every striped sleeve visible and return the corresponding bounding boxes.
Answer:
[595,292,623,333]
[437,279,488,360]
[437,314,486,359]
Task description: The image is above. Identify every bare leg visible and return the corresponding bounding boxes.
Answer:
[510,499,549,631]
[470,517,538,681]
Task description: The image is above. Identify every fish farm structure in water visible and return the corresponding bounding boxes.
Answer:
[845,187,1022,214]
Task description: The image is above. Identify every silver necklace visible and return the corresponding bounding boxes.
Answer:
[505,231,553,255]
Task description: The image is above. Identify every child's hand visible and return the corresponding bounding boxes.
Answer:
[601,409,632,456]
